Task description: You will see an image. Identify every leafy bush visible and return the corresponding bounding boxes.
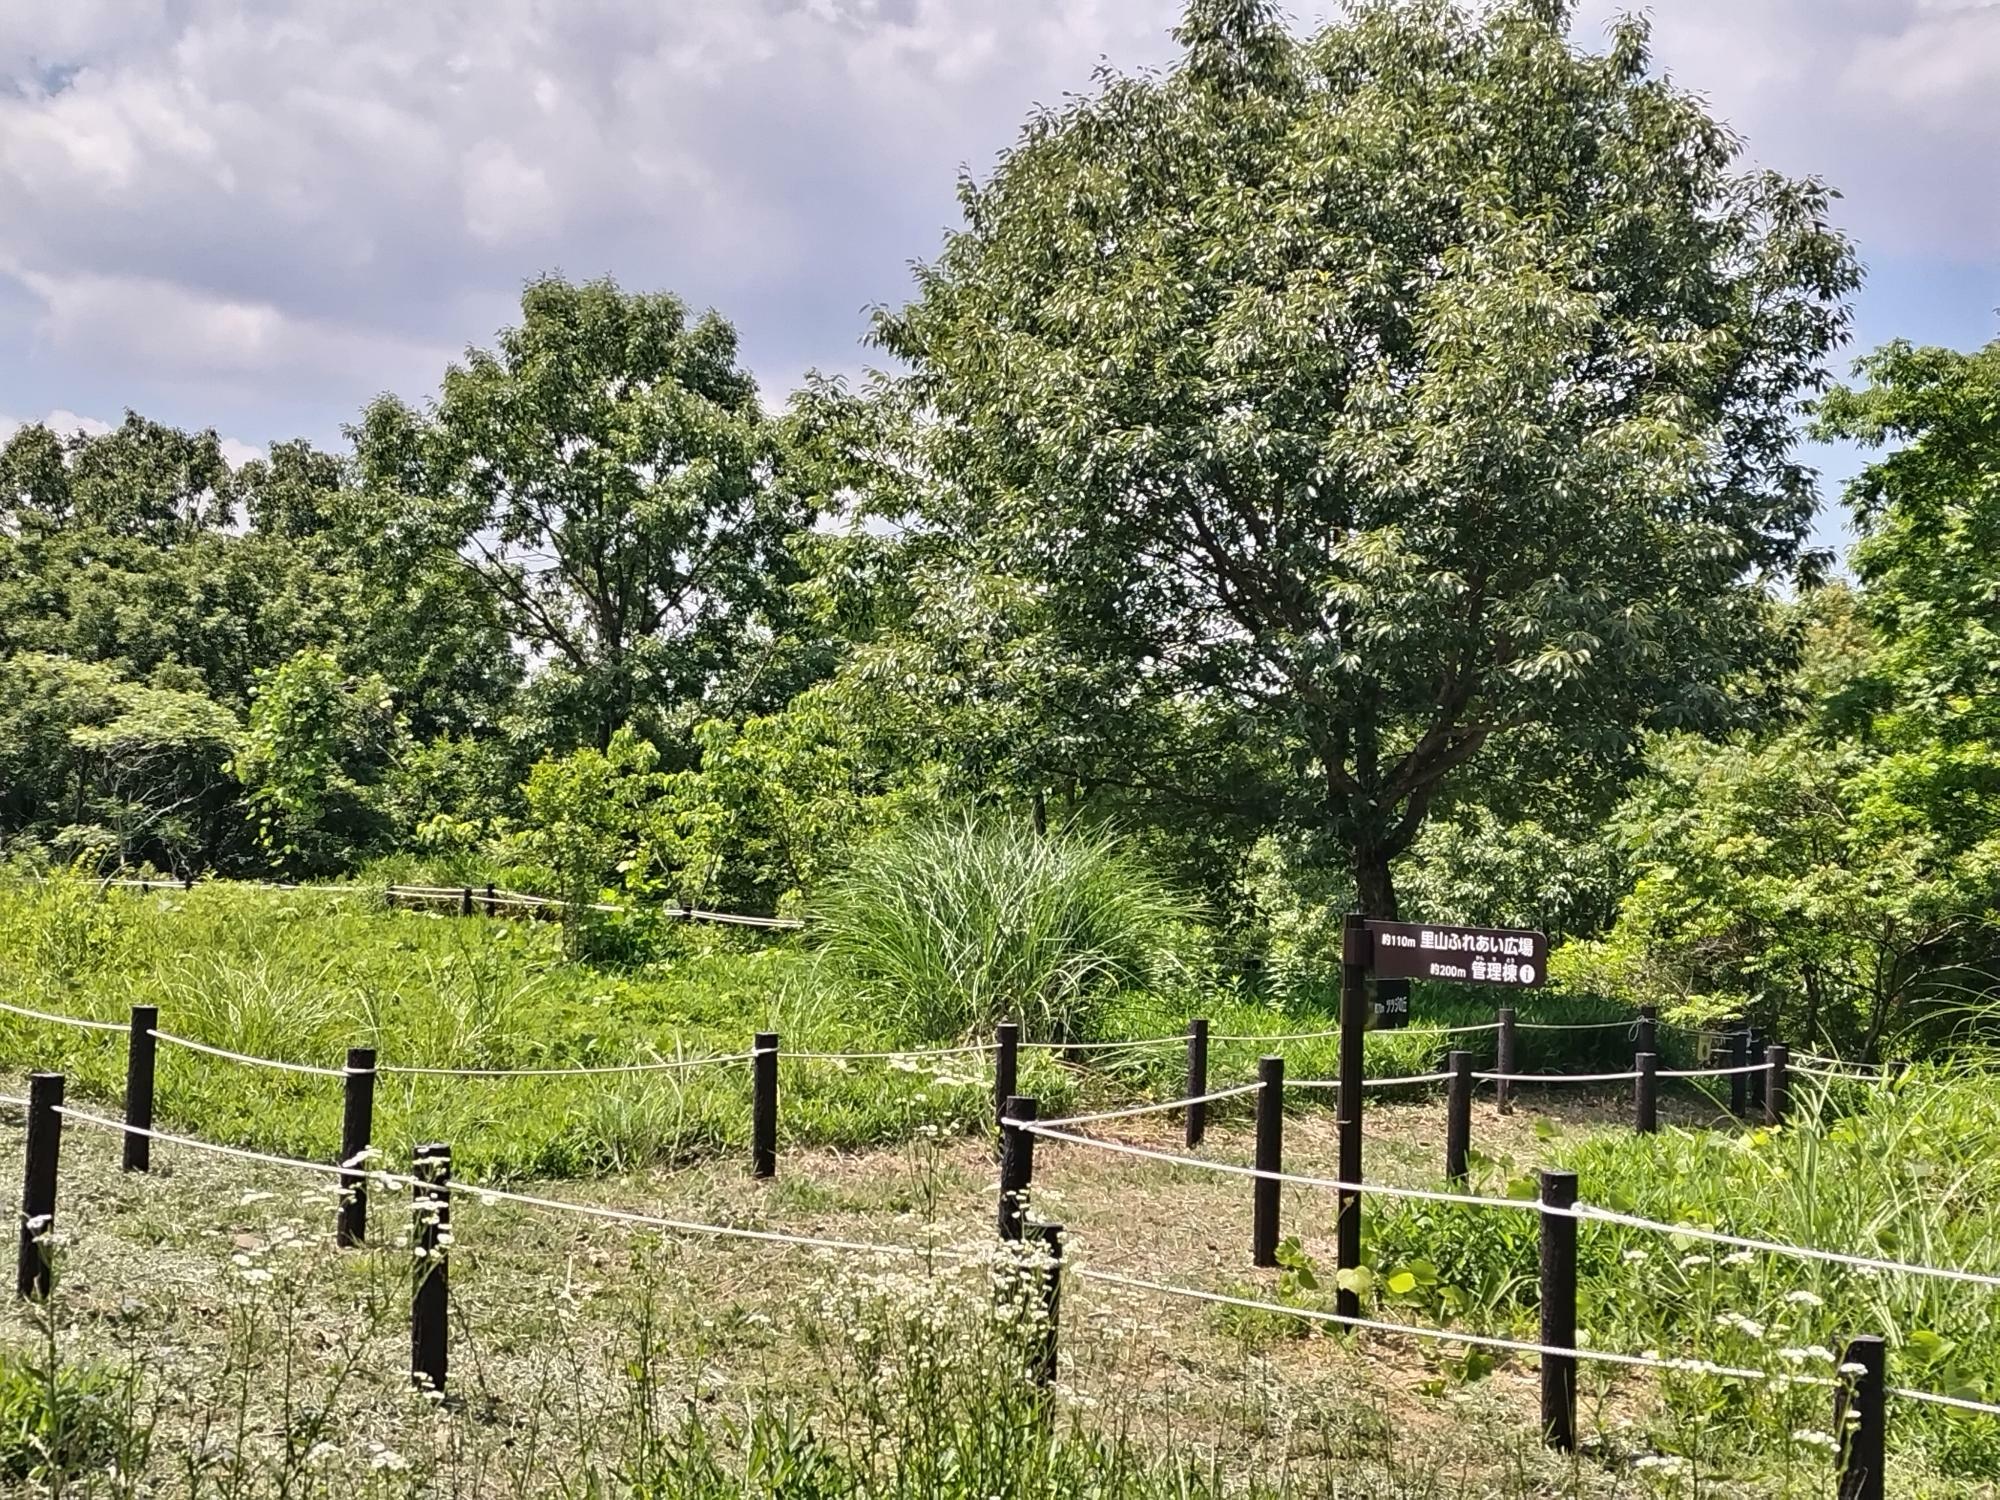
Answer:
[0,1346,135,1484]
[814,818,1201,1042]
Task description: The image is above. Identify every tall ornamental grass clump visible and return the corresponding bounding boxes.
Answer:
[813,819,1201,1042]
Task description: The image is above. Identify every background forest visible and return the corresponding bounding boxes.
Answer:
[2,0,1996,1065]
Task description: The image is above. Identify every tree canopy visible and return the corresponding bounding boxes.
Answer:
[852,0,1858,917]
[355,276,809,754]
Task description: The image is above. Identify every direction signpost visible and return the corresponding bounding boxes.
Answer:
[1333,915,1548,1319]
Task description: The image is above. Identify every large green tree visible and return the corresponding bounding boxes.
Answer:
[850,0,1857,920]
[356,276,809,753]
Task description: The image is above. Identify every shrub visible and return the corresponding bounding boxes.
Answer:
[0,1346,135,1484]
[812,817,1201,1042]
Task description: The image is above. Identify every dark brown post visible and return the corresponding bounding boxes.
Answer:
[1252,1054,1284,1268]
[1636,1003,1657,1061]
[752,1032,779,1179]
[1766,1043,1790,1127]
[483,882,497,917]
[1729,1025,1751,1117]
[337,1047,376,1247]
[1539,1169,1579,1451]
[16,1072,63,1301]
[1030,1220,1062,1389]
[411,1143,450,1394]
[1835,1334,1887,1500]
[1496,1006,1517,1116]
[1635,1051,1658,1135]
[123,1004,158,1172]
[998,1095,1038,1242]
[458,886,473,916]
[1445,1049,1473,1184]
[994,1022,1019,1129]
[1336,913,1367,1317]
[1184,1018,1210,1149]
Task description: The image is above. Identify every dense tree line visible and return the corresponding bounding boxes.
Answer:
[1,0,1993,1055]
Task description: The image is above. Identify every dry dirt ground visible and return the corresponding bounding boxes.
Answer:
[0,1077,1912,1498]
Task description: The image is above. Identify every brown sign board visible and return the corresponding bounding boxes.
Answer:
[1365,920,1547,988]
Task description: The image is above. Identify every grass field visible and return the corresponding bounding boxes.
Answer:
[5,878,2000,1495]
[0,877,1651,1180]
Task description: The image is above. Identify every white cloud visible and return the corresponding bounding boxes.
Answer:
[1573,0,2000,261]
[0,0,1992,454]
[218,437,263,468]
[44,408,112,438]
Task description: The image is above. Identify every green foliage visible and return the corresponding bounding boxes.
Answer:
[1351,1075,2000,1476]
[0,1346,135,1484]
[355,275,809,754]
[1401,807,1623,944]
[855,0,1856,919]
[1819,336,2000,746]
[0,874,1073,1179]
[814,819,1203,1042]
[1564,723,2000,1053]
[645,693,921,915]
[521,726,671,956]
[233,649,395,872]
[1571,353,2000,1054]
[0,653,241,872]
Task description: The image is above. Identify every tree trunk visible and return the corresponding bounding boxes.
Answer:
[1353,846,1399,920]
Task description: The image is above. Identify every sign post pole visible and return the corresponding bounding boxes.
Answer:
[1337,915,1548,1327]
[1335,913,1368,1320]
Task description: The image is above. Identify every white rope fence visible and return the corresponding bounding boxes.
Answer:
[1016,1120,2000,1291]
[7,1093,1999,1427]
[1079,1267,1811,1384]
[1290,1072,1457,1091]
[47,1105,952,1261]
[149,1031,352,1079]
[379,1053,760,1078]
[1040,1083,1265,1129]
[0,1001,126,1033]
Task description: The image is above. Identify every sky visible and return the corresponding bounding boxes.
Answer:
[2,0,1996,557]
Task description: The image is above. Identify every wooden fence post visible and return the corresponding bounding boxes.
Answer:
[484,883,497,918]
[1636,1003,1657,1062]
[1835,1334,1887,1500]
[1766,1043,1790,1127]
[1184,1018,1210,1149]
[411,1143,451,1394]
[458,887,473,917]
[998,1095,1038,1242]
[1539,1169,1579,1451]
[1635,1051,1658,1136]
[1252,1055,1284,1268]
[337,1047,376,1247]
[1496,1007,1517,1116]
[752,1032,779,1179]
[16,1072,63,1301]
[1445,1049,1472,1184]
[994,1022,1019,1133]
[123,1004,158,1172]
